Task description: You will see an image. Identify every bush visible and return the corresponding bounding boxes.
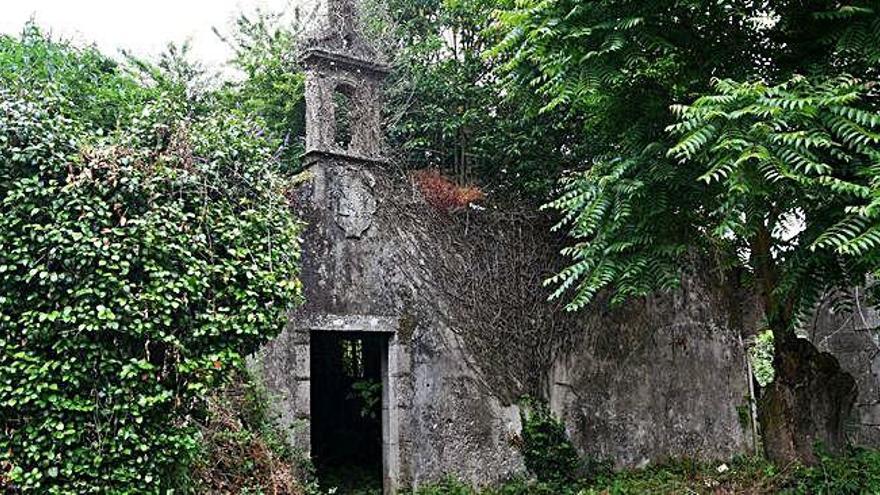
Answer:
[519,398,582,484]
[413,169,484,212]
[0,28,301,493]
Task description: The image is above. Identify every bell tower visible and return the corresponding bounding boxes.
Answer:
[302,0,389,166]
[288,8,405,491]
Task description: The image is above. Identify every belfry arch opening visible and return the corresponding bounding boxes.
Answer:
[333,83,357,151]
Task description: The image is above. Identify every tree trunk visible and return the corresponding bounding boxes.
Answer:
[758,331,857,464]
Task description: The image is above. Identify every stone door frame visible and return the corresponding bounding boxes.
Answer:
[294,314,406,494]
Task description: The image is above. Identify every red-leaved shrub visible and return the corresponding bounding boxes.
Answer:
[413,169,484,211]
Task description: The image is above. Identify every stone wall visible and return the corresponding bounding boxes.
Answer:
[255,162,528,490]
[254,162,757,491]
[550,274,755,467]
[806,293,880,446]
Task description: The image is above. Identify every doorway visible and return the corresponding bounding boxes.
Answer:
[310,331,387,493]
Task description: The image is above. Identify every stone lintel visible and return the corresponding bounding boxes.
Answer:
[295,313,398,333]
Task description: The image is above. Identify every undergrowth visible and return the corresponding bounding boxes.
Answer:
[189,370,317,494]
[518,398,586,484]
[183,394,880,494]
[0,25,302,493]
[409,448,880,495]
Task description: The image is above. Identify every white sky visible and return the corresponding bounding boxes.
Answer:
[0,0,316,73]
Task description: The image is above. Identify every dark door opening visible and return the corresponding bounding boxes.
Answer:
[311,331,385,493]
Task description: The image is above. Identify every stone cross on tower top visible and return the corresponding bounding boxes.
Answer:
[302,0,389,165]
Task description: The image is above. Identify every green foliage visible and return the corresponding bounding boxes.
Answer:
[493,0,880,333]
[490,0,758,152]
[519,399,581,484]
[492,0,759,310]
[370,0,580,196]
[351,379,382,420]
[541,153,692,310]
[380,0,499,182]
[750,330,776,387]
[216,7,311,170]
[408,451,880,494]
[668,75,880,325]
[786,447,880,494]
[0,27,302,493]
[814,2,880,73]
[0,24,157,133]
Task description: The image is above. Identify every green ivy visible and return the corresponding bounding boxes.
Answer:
[0,28,302,493]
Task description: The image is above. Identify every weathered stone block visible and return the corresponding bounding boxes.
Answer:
[293,344,310,379]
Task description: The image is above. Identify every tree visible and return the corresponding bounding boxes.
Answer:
[492,0,880,463]
[668,75,877,462]
[214,6,313,171]
[381,0,501,185]
[362,0,588,197]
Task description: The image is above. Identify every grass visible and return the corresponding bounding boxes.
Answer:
[406,449,880,495]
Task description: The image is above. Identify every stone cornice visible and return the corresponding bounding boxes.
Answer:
[301,48,390,77]
[302,149,390,167]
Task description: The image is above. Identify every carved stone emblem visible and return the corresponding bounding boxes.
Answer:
[333,169,377,238]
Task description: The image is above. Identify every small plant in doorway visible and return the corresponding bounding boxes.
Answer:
[350,378,382,420]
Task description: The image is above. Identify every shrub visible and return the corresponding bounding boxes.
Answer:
[413,169,484,211]
[0,28,301,493]
[519,398,581,484]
